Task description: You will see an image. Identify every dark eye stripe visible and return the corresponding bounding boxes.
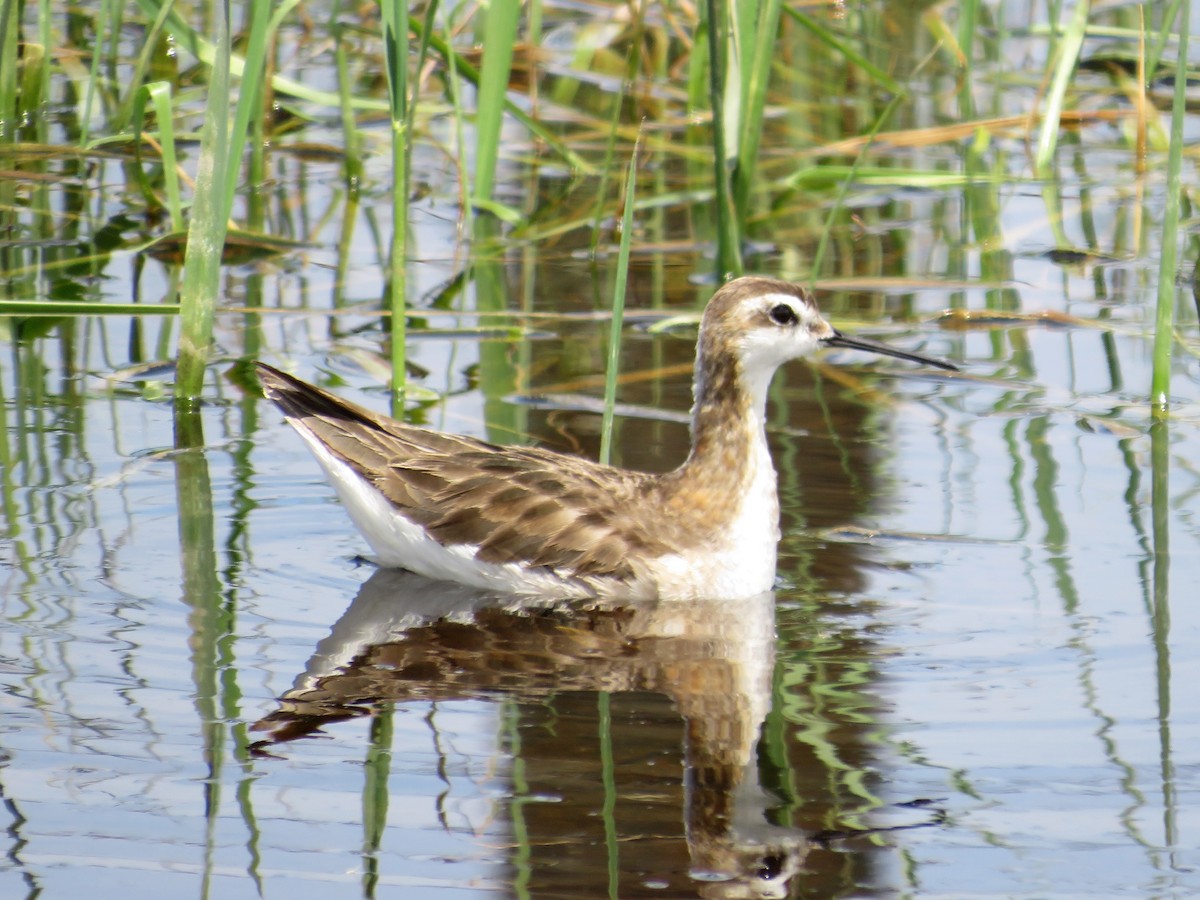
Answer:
[768,303,798,326]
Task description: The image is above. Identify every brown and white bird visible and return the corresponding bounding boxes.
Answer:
[256,275,955,601]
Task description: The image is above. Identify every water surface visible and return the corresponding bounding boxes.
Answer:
[2,1,1199,897]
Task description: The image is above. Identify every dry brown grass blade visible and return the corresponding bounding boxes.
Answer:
[936,308,1095,330]
[817,110,1133,155]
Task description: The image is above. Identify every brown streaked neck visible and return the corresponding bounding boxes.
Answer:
[673,325,771,490]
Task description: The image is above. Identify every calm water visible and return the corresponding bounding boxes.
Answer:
[3,1,1200,897]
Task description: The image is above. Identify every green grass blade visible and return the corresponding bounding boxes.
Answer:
[361,713,394,896]
[0,301,181,315]
[704,0,743,279]
[114,0,177,132]
[34,0,52,118]
[406,13,593,175]
[439,1,472,234]
[335,28,364,192]
[805,94,905,287]
[782,6,903,95]
[130,82,184,232]
[1146,0,1185,77]
[472,0,520,205]
[134,0,389,112]
[221,0,295,225]
[147,82,184,232]
[171,445,224,802]
[597,691,620,899]
[0,0,18,136]
[174,0,232,414]
[173,0,277,412]
[1151,0,1189,414]
[956,0,979,117]
[599,135,640,466]
[1034,0,1091,178]
[787,164,989,189]
[589,5,644,256]
[733,0,782,225]
[379,0,411,410]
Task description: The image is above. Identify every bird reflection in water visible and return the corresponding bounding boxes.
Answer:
[252,569,807,897]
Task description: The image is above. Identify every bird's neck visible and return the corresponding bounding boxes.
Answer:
[677,341,776,493]
[652,333,783,591]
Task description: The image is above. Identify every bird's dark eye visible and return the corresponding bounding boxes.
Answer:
[757,854,786,880]
[769,303,798,326]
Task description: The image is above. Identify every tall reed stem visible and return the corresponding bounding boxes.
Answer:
[174,0,231,430]
[1151,0,1189,415]
[704,0,742,280]
[379,0,411,412]
[599,137,640,466]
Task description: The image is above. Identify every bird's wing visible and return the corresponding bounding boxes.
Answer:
[257,363,676,579]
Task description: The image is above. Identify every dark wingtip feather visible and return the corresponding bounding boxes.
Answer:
[254,361,306,402]
[254,361,379,427]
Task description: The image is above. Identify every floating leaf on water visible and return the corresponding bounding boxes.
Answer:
[48,279,87,301]
[391,382,443,403]
[274,142,346,163]
[1042,247,1124,265]
[0,316,65,339]
[416,325,528,340]
[787,165,992,190]
[143,228,309,265]
[1,139,138,162]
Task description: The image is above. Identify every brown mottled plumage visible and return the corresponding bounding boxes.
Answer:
[257,276,955,599]
[260,366,678,578]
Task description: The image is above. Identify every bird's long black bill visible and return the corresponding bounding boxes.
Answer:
[824,330,958,372]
